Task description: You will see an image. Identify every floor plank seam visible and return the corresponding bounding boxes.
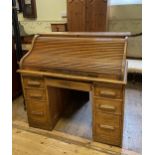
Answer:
[13,122,130,155]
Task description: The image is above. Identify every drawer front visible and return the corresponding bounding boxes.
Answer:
[51,24,67,32]
[25,88,47,100]
[26,100,48,123]
[93,112,122,146]
[94,112,121,128]
[93,130,121,146]
[22,76,44,88]
[94,97,122,115]
[94,122,121,138]
[94,86,122,99]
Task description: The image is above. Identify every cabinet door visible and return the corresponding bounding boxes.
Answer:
[67,0,86,31]
[86,0,108,32]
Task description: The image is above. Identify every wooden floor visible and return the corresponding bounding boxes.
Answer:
[13,122,140,155]
[12,81,141,155]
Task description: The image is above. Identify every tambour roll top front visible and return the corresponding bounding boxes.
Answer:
[20,32,128,81]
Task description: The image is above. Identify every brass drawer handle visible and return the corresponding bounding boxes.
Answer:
[98,104,116,111]
[30,94,42,99]
[99,124,115,131]
[27,81,41,87]
[99,90,116,98]
[31,111,44,116]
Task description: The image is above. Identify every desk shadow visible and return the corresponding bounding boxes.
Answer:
[62,90,89,117]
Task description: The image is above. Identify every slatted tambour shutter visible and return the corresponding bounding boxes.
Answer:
[67,0,86,32]
[21,35,126,80]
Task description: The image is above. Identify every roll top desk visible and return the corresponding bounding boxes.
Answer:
[18,32,129,147]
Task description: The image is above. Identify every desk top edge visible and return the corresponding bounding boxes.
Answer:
[17,69,127,85]
[34,32,131,38]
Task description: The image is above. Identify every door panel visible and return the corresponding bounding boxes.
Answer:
[67,0,86,31]
[86,0,107,31]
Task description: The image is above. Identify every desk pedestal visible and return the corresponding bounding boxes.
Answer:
[21,74,125,147]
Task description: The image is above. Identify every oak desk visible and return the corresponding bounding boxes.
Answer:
[18,32,129,147]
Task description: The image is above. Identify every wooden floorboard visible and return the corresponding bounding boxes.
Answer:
[12,81,141,154]
[13,127,101,155]
[13,120,140,155]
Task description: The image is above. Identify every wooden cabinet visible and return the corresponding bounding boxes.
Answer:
[51,24,67,32]
[67,0,108,32]
[67,0,86,31]
[86,0,108,31]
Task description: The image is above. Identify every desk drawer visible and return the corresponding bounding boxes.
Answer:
[25,88,47,100]
[94,97,122,115]
[94,85,122,99]
[93,112,122,146]
[23,76,44,88]
[94,127,121,146]
[26,100,48,123]
[94,112,121,128]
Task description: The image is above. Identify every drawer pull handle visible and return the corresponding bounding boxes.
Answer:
[30,94,42,99]
[31,111,44,116]
[99,91,116,98]
[27,81,41,87]
[99,105,116,111]
[99,124,115,131]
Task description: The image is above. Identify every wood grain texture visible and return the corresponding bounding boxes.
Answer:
[86,0,108,31]
[67,0,109,32]
[94,84,123,99]
[21,73,125,146]
[18,69,127,84]
[93,83,125,147]
[12,81,141,153]
[18,32,129,147]
[22,75,45,88]
[21,75,53,130]
[51,24,67,32]
[13,126,140,155]
[20,33,128,81]
[94,97,122,115]
[45,78,92,92]
[67,0,86,31]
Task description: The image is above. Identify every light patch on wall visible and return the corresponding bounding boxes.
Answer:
[110,0,142,5]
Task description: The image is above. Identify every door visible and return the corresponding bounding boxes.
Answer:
[67,0,86,31]
[86,0,108,32]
